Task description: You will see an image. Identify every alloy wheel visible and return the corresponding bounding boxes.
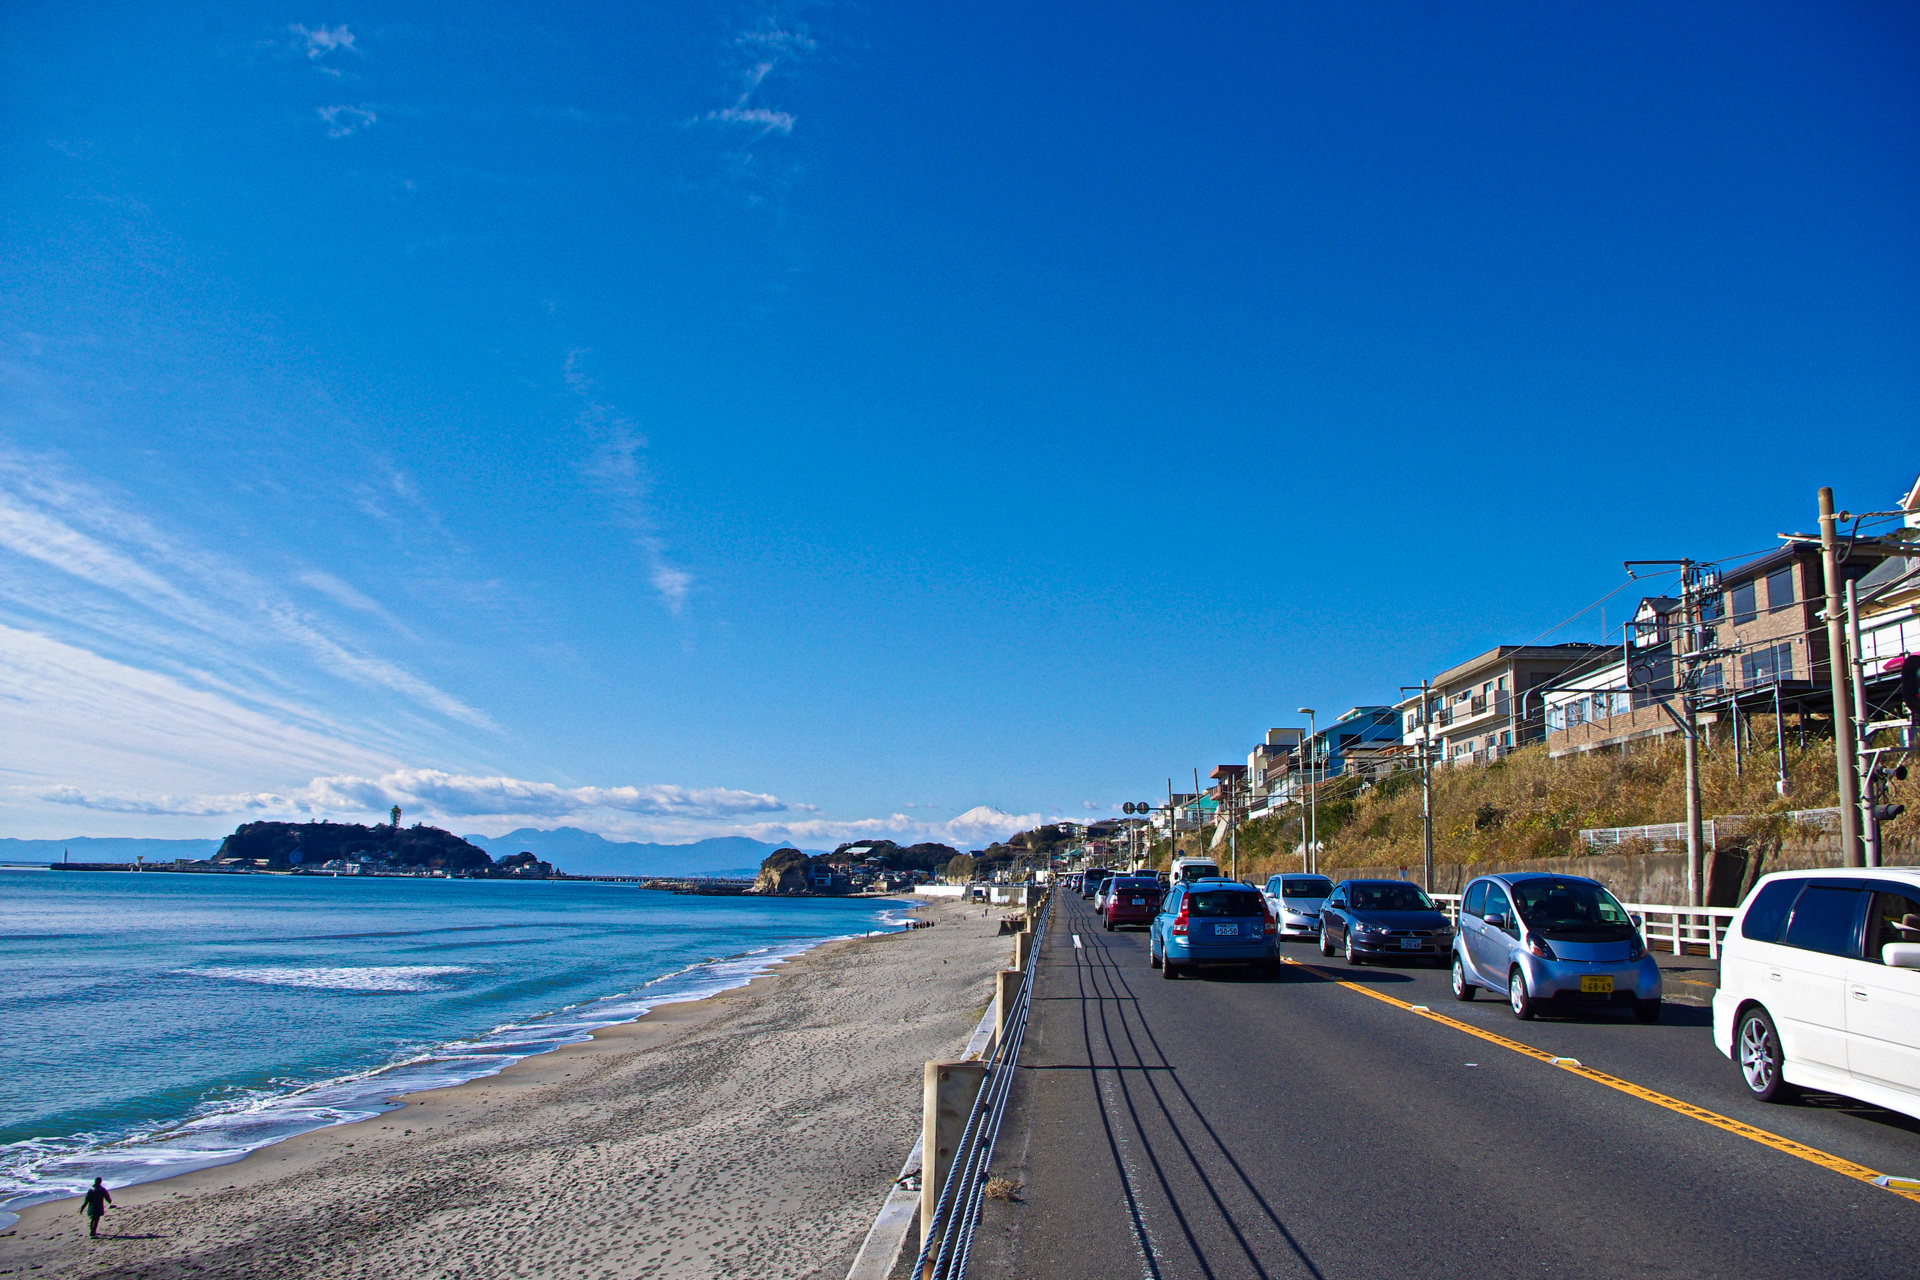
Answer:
[1739,1015,1777,1095]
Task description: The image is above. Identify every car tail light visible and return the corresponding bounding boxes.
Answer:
[1628,935,1645,961]
[1171,904,1189,936]
[1527,935,1557,961]
[1263,903,1279,935]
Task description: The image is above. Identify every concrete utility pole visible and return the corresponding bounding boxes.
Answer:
[1419,681,1435,893]
[1681,568,1707,907]
[1625,558,1711,907]
[1847,578,1882,867]
[1818,486,1864,866]
[1297,708,1318,874]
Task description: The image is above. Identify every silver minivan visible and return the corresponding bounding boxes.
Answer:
[1451,872,1663,1022]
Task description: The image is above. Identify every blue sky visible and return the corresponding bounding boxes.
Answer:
[1,2,1915,846]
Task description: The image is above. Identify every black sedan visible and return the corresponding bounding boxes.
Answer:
[1317,879,1454,967]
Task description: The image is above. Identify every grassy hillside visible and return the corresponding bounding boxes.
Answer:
[1146,716,1917,883]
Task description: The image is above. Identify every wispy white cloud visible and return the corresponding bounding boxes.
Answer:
[0,443,495,741]
[290,23,358,60]
[703,106,795,136]
[316,104,377,138]
[693,17,812,151]
[564,352,693,615]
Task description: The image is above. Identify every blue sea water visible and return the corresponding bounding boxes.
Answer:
[0,870,909,1224]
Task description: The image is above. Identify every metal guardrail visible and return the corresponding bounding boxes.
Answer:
[1431,893,1737,959]
[909,893,1050,1280]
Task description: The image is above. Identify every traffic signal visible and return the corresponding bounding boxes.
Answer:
[1875,804,1906,825]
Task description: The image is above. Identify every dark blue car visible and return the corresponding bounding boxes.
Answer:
[1317,879,1454,967]
[1149,879,1280,979]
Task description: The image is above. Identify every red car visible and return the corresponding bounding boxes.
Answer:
[1103,874,1163,930]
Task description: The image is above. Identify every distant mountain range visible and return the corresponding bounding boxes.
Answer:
[460,828,824,877]
[0,836,223,863]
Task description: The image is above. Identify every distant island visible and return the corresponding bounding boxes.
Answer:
[215,820,555,877]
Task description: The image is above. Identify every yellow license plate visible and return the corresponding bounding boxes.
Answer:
[1581,975,1614,994]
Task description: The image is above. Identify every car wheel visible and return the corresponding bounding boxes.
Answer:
[1162,958,1181,980]
[1507,969,1537,1020]
[1737,1007,1797,1103]
[1451,955,1476,1002]
[1344,933,1364,966]
[1634,1000,1662,1024]
[1149,940,1162,969]
[1104,917,1114,931]
[1318,929,1335,958]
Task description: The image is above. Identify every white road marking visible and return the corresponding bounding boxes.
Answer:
[1073,934,1083,949]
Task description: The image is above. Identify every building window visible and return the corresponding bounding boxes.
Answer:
[1741,642,1794,686]
[1730,582,1757,625]
[1501,730,1513,747]
[1765,567,1796,612]
[1697,665,1724,693]
[1546,706,1566,732]
[1699,593,1724,622]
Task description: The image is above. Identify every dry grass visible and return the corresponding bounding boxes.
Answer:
[1146,716,1920,883]
[983,1176,1022,1202]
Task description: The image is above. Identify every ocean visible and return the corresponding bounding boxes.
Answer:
[0,869,909,1225]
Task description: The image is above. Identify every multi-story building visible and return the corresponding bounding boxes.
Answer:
[1545,538,1901,755]
[1243,728,1303,819]
[1397,644,1614,767]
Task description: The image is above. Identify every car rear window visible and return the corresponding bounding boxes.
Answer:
[1740,879,1802,943]
[1187,890,1263,918]
[1349,883,1434,911]
[1112,878,1158,892]
[1782,886,1864,957]
[1282,877,1333,899]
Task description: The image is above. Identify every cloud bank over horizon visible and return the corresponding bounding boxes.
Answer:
[24,768,1045,848]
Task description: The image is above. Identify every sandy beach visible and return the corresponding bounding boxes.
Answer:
[2,896,1009,1280]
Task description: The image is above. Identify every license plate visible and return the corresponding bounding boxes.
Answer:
[1581,975,1614,994]
[1131,898,1145,905]
[1398,938,1421,950]
[1215,924,1238,936]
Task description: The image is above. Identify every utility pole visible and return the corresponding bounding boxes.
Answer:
[1847,578,1882,867]
[1625,558,1715,907]
[1818,486,1864,867]
[1297,708,1318,875]
[1681,568,1707,907]
[1398,682,1437,893]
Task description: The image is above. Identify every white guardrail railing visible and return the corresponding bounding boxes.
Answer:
[1430,894,1738,959]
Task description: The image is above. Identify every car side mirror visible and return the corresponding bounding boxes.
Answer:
[1885,943,1920,970]
[1630,913,1643,928]
[1484,912,1509,930]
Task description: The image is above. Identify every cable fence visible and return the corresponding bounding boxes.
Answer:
[909,891,1050,1280]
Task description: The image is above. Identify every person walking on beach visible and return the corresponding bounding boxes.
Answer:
[80,1177,112,1238]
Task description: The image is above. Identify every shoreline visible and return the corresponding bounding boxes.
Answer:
[0,897,919,1231]
[4,895,1007,1279]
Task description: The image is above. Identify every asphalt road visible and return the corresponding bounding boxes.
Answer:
[966,891,1920,1280]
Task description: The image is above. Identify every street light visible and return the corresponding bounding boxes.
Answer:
[1297,707,1317,874]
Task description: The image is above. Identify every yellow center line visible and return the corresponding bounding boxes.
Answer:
[1282,957,1920,1206]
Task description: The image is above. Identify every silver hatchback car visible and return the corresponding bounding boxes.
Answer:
[1451,872,1663,1022]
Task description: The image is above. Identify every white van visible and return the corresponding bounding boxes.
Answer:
[1171,857,1222,885]
[1713,868,1920,1119]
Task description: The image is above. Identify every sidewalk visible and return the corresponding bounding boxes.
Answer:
[1654,948,1719,1005]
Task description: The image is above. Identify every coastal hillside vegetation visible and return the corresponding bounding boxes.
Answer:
[1151,716,1919,884]
[218,821,497,872]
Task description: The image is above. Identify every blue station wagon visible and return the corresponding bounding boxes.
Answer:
[1149,880,1280,980]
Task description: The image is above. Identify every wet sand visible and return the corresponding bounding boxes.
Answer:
[2,896,1010,1280]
